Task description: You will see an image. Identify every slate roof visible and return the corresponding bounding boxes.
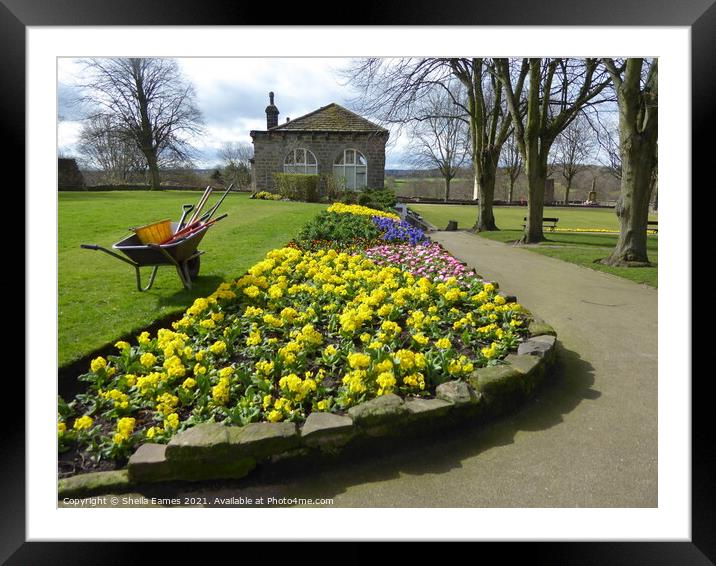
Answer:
[269,103,387,133]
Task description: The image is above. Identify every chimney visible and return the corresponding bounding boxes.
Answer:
[265,91,279,129]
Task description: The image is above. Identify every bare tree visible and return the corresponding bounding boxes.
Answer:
[554,113,594,205]
[500,133,522,203]
[77,114,146,184]
[601,58,658,266]
[343,57,518,231]
[79,58,203,189]
[407,87,468,202]
[496,58,612,243]
[219,141,253,189]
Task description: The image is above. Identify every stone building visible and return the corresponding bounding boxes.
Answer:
[250,92,389,192]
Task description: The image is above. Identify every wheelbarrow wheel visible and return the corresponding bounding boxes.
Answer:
[186,256,201,280]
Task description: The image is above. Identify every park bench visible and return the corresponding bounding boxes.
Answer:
[647,220,658,234]
[523,217,559,231]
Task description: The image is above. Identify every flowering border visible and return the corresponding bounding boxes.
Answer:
[58,313,557,498]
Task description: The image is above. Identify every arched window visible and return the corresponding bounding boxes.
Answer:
[333,149,367,190]
[284,148,317,174]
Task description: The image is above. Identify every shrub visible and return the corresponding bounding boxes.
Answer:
[357,188,397,211]
[273,173,320,202]
[297,211,380,246]
[253,191,283,201]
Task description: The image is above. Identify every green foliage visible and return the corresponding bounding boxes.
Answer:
[357,188,397,211]
[297,210,380,245]
[273,173,320,202]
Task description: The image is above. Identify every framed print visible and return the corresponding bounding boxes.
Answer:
[10,0,707,561]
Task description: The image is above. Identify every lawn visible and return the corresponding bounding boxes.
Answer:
[411,204,658,287]
[58,191,326,367]
[411,203,657,232]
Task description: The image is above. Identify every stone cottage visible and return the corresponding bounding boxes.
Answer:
[250,92,389,192]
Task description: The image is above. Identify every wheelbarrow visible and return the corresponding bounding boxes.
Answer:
[81,208,228,291]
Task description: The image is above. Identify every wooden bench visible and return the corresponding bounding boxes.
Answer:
[647,220,658,234]
[523,217,559,231]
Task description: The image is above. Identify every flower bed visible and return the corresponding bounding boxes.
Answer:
[365,242,475,282]
[58,203,545,479]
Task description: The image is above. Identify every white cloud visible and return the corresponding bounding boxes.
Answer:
[57,57,411,168]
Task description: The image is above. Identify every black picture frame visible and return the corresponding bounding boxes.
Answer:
[11,1,705,562]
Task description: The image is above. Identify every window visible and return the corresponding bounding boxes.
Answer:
[333,149,367,190]
[284,148,317,174]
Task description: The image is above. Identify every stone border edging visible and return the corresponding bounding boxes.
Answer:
[58,318,558,499]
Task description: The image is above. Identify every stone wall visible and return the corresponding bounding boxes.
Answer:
[251,131,388,191]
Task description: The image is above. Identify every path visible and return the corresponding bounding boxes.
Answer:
[73,231,658,508]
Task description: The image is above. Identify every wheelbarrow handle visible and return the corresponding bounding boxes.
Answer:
[81,243,138,267]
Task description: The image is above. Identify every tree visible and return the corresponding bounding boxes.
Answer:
[80,58,203,189]
[601,58,658,266]
[76,114,146,184]
[500,133,522,203]
[344,57,519,231]
[407,87,468,202]
[496,58,612,243]
[219,141,253,189]
[554,113,594,205]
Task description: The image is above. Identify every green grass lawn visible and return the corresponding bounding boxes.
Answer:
[411,203,657,232]
[412,204,658,287]
[59,191,325,367]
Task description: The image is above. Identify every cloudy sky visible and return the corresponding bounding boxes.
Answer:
[57,57,411,169]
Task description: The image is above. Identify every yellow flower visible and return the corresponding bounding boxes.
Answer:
[256,359,275,375]
[209,340,227,355]
[412,332,429,346]
[246,329,262,347]
[73,415,94,431]
[164,413,180,430]
[243,285,260,298]
[116,417,136,439]
[114,341,130,351]
[435,338,452,350]
[323,344,338,357]
[267,409,283,422]
[146,426,163,440]
[359,333,371,343]
[347,352,371,369]
[57,421,66,435]
[402,372,426,390]
[140,352,157,368]
[182,377,197,390]
[200,318,216,329]
[316,399,330,411]
[90,356,107,373]
[376,371,397,395]
[137,331,151,344]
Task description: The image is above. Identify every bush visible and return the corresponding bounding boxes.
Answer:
[357,188,396,211]
[296,210,380,246]
[273,173,320,202]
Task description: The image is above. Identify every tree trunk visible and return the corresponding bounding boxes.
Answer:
[473,157,499,232]
[603,137,654,265]
[522,157,547,243]
[144,150,162,190]
[444,177,451,203]
[564,180,571,206]
[508,178,515,204]
[602,58,658,266]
